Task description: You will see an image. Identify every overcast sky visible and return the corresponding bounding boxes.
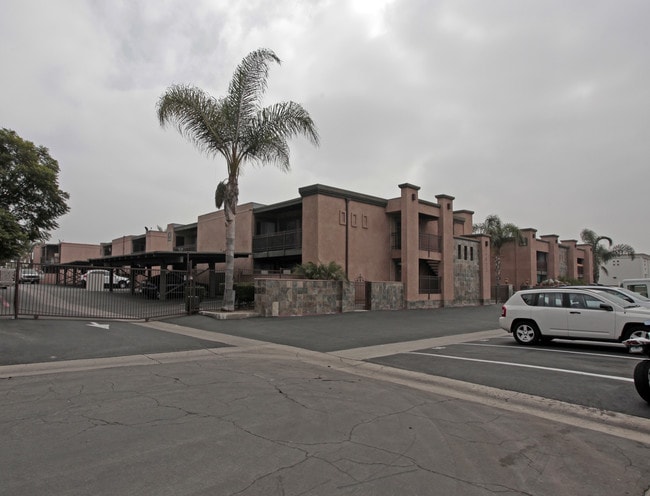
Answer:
[2,0,649,252]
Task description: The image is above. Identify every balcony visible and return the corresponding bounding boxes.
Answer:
[253,229,302,256]
[419,233,441,253]
[391,233,441,254]
[419,275,441,294]
[174,243,197,252]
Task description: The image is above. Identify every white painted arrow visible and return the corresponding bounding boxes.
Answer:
[87,322,110,330]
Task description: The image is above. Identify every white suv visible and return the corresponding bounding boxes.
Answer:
[499,288,650,345]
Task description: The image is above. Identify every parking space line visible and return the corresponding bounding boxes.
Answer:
[461,342,642,361]
[407,351,634,382]
[331,329,505,360]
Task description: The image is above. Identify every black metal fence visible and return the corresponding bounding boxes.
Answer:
[0,262,231,320]
[419,275,441,295]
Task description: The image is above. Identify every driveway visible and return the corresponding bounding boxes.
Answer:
[1,308,650,495]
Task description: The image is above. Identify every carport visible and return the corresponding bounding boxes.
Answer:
[88,251,251,300]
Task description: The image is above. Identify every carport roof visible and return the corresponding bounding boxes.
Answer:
[88,251,250,268]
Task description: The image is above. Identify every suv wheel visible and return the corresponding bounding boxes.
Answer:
[513,321,541,345]
[626,326,649,340]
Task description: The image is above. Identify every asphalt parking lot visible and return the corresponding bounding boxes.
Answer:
[2,307,650,495]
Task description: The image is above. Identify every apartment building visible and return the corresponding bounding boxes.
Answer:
[598,253,650,285]
[36,182,596,309]
[496,229,594,289]
[164,183,491,308]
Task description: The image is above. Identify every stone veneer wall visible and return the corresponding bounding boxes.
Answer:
[254,279,404,316]
[255,279,353,317]
[559,246,569,278]
[369,282,404,310]
[453,238,482,305]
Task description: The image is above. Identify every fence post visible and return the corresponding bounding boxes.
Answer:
[13,264,20,319]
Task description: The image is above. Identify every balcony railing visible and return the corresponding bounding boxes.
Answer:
[253,229,302,254]
[419,233,441,253]
[391,233,441,253]
[391,232,401,250]
[174,244,197,252]
[419,275,441,294]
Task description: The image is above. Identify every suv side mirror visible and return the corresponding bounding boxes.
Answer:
[600,304,613,311]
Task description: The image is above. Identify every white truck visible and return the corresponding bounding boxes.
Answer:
[621,279,650,298]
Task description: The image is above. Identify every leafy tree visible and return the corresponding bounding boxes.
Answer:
[157,48,319,311]
[0,128,70,262]
[473,214,523,294]
[293,261,347,281]
[580,228,634,283]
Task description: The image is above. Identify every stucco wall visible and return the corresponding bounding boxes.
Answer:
[197,202,255,253]
[301,193,392,282]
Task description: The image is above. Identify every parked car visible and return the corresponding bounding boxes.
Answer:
[499,288,650,345]
[19,269,42,284]
[621,279,650,298]
[564,285,650,308]
[81,269,130,289]
[141,273,187,299]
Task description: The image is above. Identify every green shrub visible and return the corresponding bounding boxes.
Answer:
[292,261,347,281]
[234,283,255,307]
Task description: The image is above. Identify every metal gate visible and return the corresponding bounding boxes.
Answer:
[0,262,228,320]
[354,276,369,310]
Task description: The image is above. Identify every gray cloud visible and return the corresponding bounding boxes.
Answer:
[1,0,648,250]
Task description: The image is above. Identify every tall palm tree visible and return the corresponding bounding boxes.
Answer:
[157,48,319,311]
[473,214,523,298]
[580,228,634,283]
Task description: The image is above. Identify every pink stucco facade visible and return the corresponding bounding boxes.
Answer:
[496,229,594,288]
[36,242,101,265]
[33,182,596,309]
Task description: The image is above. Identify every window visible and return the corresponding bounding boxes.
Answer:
[538,292,562,307]
[521,293,536,305]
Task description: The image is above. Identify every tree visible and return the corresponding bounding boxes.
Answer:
[0,128,70,262]
[157,48,319,311]
[580,228,634,283]
[473,214,523,295]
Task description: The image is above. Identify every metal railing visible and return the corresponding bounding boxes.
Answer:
[1,262,230,320]
[390,233,441,253]
[419,233,441,253]
[419,275,441,294]
[174,244,197,252]
[253,229,302,253]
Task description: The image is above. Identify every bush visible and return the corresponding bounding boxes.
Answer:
[292,261,347,281]
[234,283,255,308]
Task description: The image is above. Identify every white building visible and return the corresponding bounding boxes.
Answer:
[599,253,650,285]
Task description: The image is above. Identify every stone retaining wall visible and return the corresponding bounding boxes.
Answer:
[254,279,405,317]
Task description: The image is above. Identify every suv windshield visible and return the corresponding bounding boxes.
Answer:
[592,290,639,309]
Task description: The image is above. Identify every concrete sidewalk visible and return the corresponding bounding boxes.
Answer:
[2,321,650,495]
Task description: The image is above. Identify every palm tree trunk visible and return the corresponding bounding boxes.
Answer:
[495,255,501,303]
[221,180,238,312]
